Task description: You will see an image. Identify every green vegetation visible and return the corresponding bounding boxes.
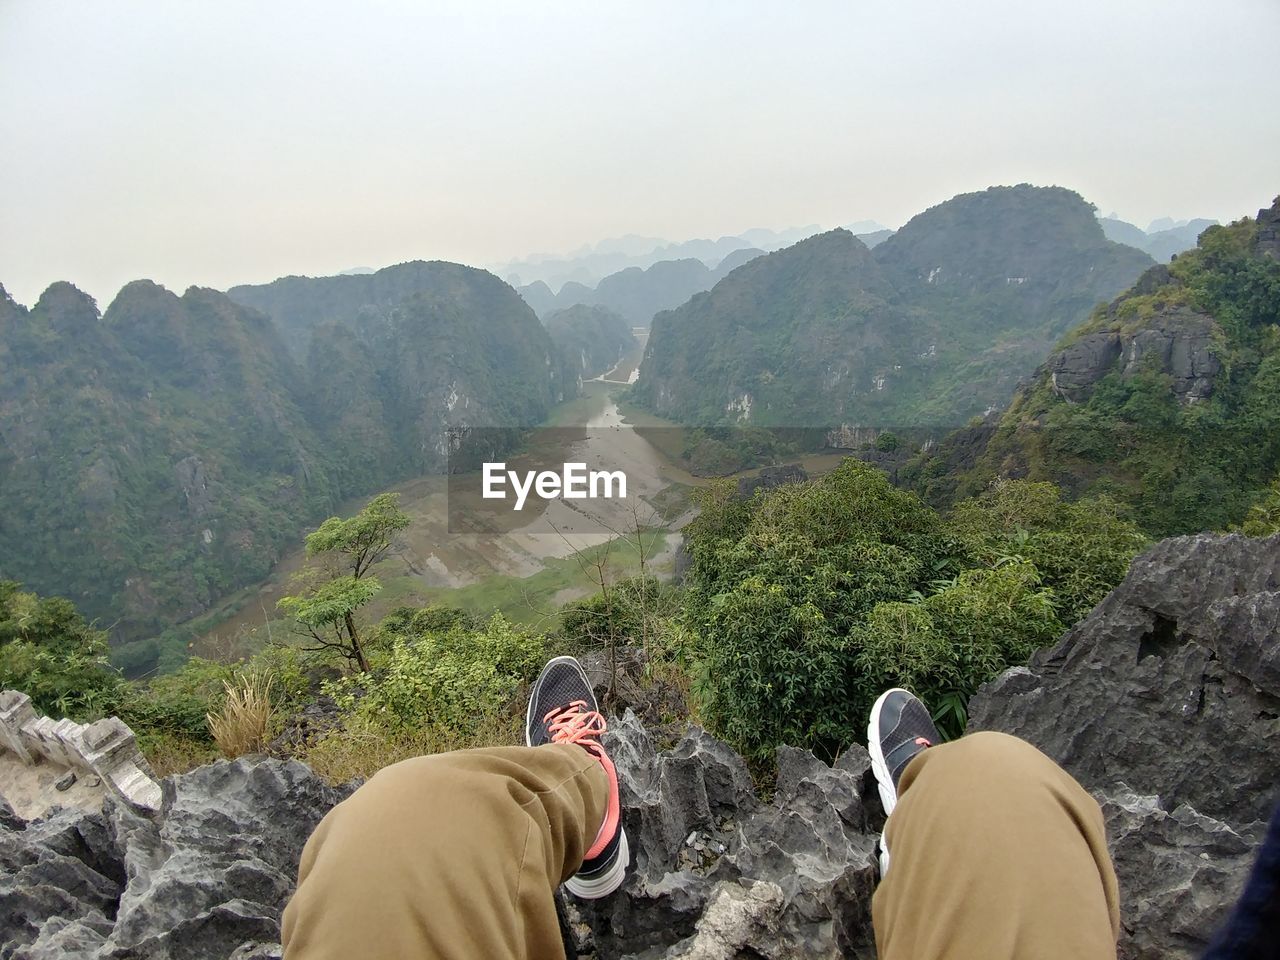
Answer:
[325,612,546,734]
[0,261,567,658]
[947,480,1149,626]
[0,463,1150,783]
[918,200,1280,537]
[1237,480,1280,537]
[0,581,118,717]
[675,461,1144,759]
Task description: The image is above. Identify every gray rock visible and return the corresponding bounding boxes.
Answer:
[1255,196,1280,262]
[1047,307,1222,404]
[733,464,807,501]
[54,771,77,792]
[579,712,881,959]
[1100,787,1261,960]
[969,532,1280,959]
[1120,309,1221,402]
[1,796,26,831]
[1049,332,1122,400]
[173,455,213,519]
[0,758,350,960]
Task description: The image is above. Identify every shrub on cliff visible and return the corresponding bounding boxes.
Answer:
[0,581,120,717]
[946,479,1149,626]
[681,461,963,760]
[324,612,546,734]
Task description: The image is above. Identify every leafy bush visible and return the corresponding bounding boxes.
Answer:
[116,657,238,739]
[1238,480,1280,536]
[875,431,900,452]
[946,480,1148,626]
[560,576,679,649]
[326,613,547,734]
[851,560,1062,738]
[681,461,966,761]
[0,582,120,717]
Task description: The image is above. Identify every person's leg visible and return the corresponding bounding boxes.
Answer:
[282,743,607,960]
[869,691,1120,960]
[283,656,626,960]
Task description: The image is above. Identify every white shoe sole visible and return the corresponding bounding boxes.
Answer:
[564,827,630,899]
[867,687,913,818]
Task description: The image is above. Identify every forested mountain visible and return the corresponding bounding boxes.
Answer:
[909,196,1280,536]
[0,263,567,645]
[518,248,767,325]
[544,305,637,380]
[632,185,1154,429]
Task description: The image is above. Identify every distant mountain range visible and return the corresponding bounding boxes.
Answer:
[1098,215,1218,263]
[495,222,893,293]
[518,248,767,326]
[632,185,1155,430]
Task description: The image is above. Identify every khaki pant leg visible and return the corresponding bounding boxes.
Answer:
[282,743,608,960]
[873,731,1120,960]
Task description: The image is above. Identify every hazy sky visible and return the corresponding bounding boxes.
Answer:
[2,1,1277,307]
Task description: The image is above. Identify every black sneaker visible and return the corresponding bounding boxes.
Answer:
[526,656,629,898]
[867,687,940,817]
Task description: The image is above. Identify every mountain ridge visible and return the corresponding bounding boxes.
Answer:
[632,185,1154,430]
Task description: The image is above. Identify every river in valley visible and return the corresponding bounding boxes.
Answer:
[192,365,847,656]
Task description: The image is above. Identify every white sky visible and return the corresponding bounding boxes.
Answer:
[1,0,1277,307]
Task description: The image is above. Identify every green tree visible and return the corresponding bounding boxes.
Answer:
[0,582,120,716]
[278,493,410,672]
[851,560,1062,738]
[1238,480,1280,537]
[875,431,900,452]
[946,480,1149,626]
[681,460,963,761]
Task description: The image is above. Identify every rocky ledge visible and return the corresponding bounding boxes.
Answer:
[2,533,1277,959]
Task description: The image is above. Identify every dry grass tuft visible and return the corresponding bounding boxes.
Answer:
[207,673,275,758]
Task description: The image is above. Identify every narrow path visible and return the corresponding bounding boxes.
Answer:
[0,753,106,819]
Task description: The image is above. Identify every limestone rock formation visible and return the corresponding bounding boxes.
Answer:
[970,532,1280,958]
[1,759,350,959]
[570,718,881,959]
[1049,307,1222,404]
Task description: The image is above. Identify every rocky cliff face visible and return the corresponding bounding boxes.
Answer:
[910,197,1280,535]
[1048,303,1222,403]
[5,534,1276,958]
[970,532,1280,959]
[0,281,334,643]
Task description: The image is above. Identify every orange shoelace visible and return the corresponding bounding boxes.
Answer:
[545,700,608,747]
[544,701,621,860]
